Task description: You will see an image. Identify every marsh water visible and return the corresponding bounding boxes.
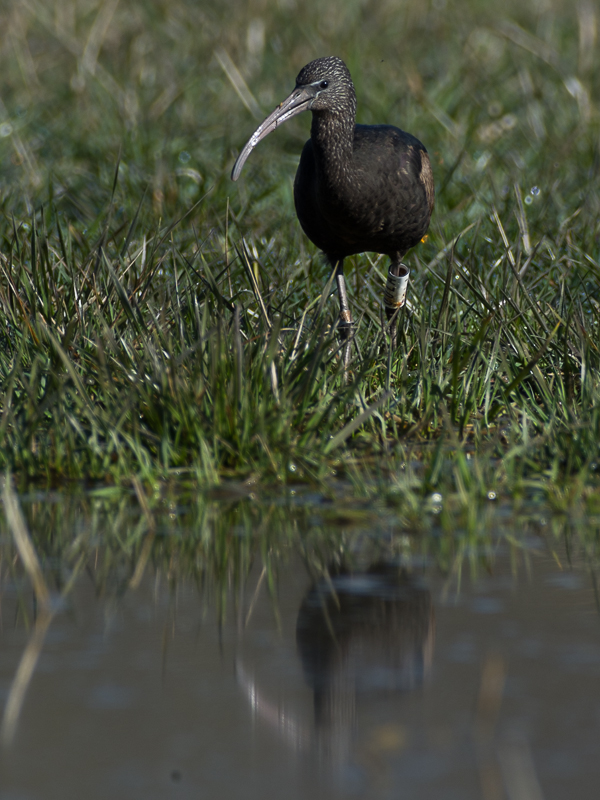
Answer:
[0,492,599,799]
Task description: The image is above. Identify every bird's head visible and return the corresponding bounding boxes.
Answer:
[231,56,356,181]
[294,56,355,115]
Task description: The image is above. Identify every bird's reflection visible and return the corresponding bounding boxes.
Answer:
[236,562,434,765]
[296,563,434,761]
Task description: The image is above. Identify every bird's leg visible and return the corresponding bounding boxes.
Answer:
[384,261,410,350]
[335,260,353,370]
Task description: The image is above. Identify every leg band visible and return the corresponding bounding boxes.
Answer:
[384,264,410,317]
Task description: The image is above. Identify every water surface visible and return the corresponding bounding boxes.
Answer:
[0,496,599,799]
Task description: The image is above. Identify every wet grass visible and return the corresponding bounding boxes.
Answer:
[0,0,599,512]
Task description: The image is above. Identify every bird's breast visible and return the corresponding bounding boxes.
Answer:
[293,126,432,259]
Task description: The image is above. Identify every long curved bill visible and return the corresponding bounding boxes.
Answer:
[231,86,314,181]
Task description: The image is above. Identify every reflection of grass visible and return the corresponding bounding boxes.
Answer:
[3,489,598,602]
[0,488,599,743]
[2,495,597,762]
[0,1,598,505]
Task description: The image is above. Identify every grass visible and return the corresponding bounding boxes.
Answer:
[0,0,599,513]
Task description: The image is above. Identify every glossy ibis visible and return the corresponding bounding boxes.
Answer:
[231,56,434,361]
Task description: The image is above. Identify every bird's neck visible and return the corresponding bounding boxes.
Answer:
[310,107,356,189]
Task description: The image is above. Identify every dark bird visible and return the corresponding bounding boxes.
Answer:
[296,564,434,758]
[231,56,434,360]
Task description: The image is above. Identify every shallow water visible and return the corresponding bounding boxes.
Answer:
[0,501,599,799]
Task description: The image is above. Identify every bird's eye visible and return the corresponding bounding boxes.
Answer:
[319,81,329,89]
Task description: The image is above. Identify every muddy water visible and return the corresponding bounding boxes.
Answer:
[1,523,599,799]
